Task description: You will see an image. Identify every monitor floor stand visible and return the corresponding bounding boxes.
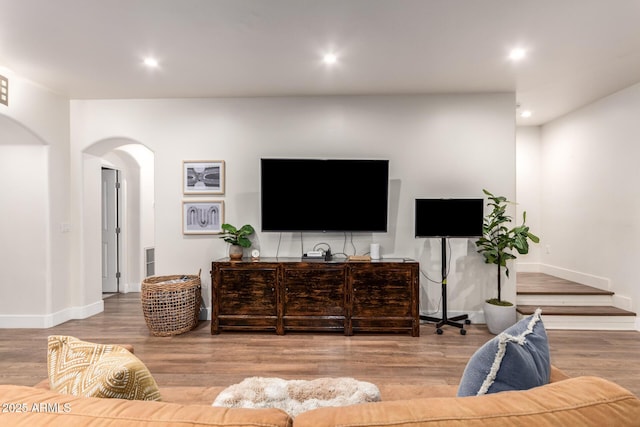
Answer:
[420,237,470,335]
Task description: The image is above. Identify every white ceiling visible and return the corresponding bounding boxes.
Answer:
[1,0,639,125]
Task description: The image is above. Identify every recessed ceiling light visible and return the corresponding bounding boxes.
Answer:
[509,48,526,61]
[143,57,159,68]
[520,110,533,118]
[323,53,338,65]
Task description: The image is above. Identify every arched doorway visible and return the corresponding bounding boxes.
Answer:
[83,139,155,295]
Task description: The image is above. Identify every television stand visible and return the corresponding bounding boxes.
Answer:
[420,237,470,335]
[211,258,420,336]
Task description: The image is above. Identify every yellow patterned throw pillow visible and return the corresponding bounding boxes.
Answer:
[47,335,161,401]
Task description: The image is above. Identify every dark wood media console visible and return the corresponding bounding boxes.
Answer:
[211,258,420,336]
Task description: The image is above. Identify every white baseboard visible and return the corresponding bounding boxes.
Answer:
[0,300,104,329]
[126,281,142,293]
[612,294,633,311]
[516,262,541,273]
[116,282,141,293]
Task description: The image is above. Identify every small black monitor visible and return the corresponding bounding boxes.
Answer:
[415,198,484,238]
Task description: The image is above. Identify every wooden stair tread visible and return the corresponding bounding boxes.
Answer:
[517,272,613,296]
[517,305,636,317]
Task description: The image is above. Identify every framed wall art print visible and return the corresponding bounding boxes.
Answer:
[183,160,225,195]
[183,200,224,235]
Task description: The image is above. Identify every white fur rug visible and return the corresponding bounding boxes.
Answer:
[212,377,381,417]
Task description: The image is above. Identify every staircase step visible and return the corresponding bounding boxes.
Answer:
[517,294,613,307]
[516,273,636,331]
[517,272,614,307]
[517,272,613,296]
[516,305,637,331]
[517,305,636,317]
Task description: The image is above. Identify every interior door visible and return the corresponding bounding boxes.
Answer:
[101,168,120,293]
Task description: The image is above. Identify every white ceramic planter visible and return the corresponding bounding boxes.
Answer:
[229,244,243,260]
[483,301,517,334]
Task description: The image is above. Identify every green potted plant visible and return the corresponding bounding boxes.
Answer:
[476,189,539,333]
[219,223,255,260]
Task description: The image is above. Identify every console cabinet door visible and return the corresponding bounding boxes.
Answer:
[350,264,418,335]
[213,265,279,333]
[282,264,346,332]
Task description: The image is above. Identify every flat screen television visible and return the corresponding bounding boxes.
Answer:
[414,198,484,238]
[261,158,389,232]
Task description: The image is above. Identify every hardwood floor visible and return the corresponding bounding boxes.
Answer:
[1,292,639,397]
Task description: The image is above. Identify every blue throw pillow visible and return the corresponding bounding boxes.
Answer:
[457,308,550,397]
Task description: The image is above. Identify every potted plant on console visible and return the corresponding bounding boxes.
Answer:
[219,223,255,260]
[476,189,539,334]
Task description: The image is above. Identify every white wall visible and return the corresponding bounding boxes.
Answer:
[71,94,516,322]
[0,70,75,327]
[540,82,640,317]
[516,126,543,270]
[0,143,48,316]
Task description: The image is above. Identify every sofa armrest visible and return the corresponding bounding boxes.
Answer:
[0,385,293,427]
[294,376,640,427]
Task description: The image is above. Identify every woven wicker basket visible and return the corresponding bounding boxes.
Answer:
[141,271,202,336]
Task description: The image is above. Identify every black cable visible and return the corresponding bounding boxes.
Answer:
[418,238,451,316]
[313,242,331,252]
[419,268,444,315]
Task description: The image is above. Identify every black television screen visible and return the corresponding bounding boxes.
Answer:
[415,198,484,238]
[261,158,389,232]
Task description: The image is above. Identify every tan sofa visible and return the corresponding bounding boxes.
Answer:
[1,367,639,426]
